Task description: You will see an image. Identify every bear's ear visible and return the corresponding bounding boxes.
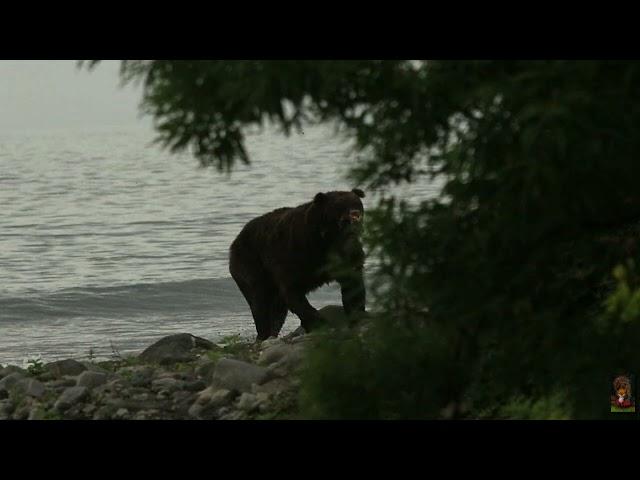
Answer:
[352,188,365,198]
[314,192,328,204]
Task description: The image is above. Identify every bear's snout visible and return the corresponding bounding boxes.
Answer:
[349,210,362,223]
[339,210,364,234]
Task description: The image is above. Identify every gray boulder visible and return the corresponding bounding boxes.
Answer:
[0,365,27,379]
[278,305,352,341]
[184,379,206,392]
[28,407,45,421]
[187,401,204,418]
[45,359,87,377]
[0,399,15,417]
[211,358,273,393]
[193,386,217,405]
[195,360,218,382]
[218,410,248,421]
[236,392,271,413]
[81,362,109,374]
[258,342,305,367]
[16,378,46,398]
[236,392,259,412]
[37,372,55,382]
[289,334,312,345]
[119,365,155,387]
[252,378,292,396]
[49,377,78,389]
[272,344,305,371]
[114,408,130,419]
[172,390,193,404]
[12,405,31,420]
[138,333,217,365]
[260,343,306,377]
[259,337,284,350]
[54,386,88,411]
[0,372,25,392]
[133,410,156,420]
[82,404,97,416]
[191,387,237,418]
[208,389,236,409]
[281,326,307,341]
[76,371,108,389]
[93,405,117,420]
[193,385,234,404]
[151,377,184,392]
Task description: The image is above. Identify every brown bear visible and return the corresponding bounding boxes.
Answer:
[229,189,366,340]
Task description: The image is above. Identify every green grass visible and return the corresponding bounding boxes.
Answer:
[42,409,64,420]
[216,335,257,362]
[205,350,224,363]
[610,405,636,413]
[26,358,46,376]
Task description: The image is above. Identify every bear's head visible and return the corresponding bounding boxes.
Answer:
[614,375,632,400]
[313,188,365,238]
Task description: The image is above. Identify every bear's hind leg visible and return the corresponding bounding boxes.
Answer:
[269,297,288,338]
[249,285,282,341]
[230,250,276,341]
[232,277,270,341]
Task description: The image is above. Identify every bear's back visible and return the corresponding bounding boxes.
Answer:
[232,205,297,249]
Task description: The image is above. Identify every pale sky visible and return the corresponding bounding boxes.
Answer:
[0,60,148,132]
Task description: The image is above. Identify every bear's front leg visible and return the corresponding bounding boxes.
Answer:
[282,289,324,333]
[338,268,366,318]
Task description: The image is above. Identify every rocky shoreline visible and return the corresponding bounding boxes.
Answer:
[0,322,324,421]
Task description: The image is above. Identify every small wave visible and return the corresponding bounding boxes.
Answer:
[0,277,247,322]
[0,277,343,323]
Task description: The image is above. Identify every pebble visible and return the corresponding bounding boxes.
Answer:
[0,329,311,420]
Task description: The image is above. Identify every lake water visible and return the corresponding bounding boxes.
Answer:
[0,124,441,366]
